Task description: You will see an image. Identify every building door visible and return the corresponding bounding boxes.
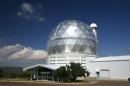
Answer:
[96,72,100,78]
[100,69,110,78]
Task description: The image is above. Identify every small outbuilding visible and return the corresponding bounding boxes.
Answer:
[23,64,60,80]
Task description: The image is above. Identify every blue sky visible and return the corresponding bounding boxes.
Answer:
[0,0,130,67]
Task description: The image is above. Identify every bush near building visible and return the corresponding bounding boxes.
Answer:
[18,72,31,79]
[53,62,86,81]
[53,66,69,81]
[0,68,3,78]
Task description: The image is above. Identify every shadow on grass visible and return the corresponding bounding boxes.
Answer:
[62,80,84,83]
[0,78,30,82]
[61,80,89,83]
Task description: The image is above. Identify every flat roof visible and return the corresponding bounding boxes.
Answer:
[92,55,130,62]
[23,64,60,71]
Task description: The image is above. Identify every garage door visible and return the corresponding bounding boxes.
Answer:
[100,69,110,78]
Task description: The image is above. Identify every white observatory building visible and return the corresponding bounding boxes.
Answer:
[46,20,97,67]
[23,20,130,80]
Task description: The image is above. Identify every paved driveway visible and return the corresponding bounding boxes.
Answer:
[90,80,130,86]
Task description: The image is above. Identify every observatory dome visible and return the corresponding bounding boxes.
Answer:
[47,20,97,55]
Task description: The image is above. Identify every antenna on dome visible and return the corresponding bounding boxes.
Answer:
[90,23,97,39]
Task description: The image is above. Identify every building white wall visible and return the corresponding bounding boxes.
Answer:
[88,60,130,79]
[24,55,130,80]
[47,53,96,67]
[47,54,130,79]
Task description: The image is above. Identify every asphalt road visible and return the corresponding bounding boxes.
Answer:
[90,80,130,86]
[0,80,130,86]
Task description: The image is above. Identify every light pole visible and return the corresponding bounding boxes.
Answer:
[128,48,130,81]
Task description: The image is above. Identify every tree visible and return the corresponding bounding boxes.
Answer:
[10,73,17,79]
[67,62,86,81]
[86,70,91,77]
[0,68,3,78]
[53,62,86,81]
[53,66,69,81]
[18,72,31,79]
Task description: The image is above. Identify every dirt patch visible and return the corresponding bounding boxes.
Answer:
[0,82,86,86]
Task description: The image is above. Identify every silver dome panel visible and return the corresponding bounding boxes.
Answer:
[47,20,97,55]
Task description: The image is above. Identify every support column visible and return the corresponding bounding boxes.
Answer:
[42,73,43,80]
[56,56,57,64]
[43,74,45,80]
[80,56,81,64]
[37,69,38,80]
[67,56,68,65]
[47,74,48,80]
[31,71,32,80]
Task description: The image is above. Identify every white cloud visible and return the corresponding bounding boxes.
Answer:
[22,3,34,13]
[38,17,45,21]
[0,44,47,60]
[17,11,22,16]
[17,2,44,21]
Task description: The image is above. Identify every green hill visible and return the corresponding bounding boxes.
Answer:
[0,66,23,78]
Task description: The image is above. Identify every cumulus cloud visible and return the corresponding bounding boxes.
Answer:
[17,2,45,21]
[0,44,47,60]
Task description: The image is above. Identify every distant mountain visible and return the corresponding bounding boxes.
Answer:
[0,66,23,78]
[0,66,23,73]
